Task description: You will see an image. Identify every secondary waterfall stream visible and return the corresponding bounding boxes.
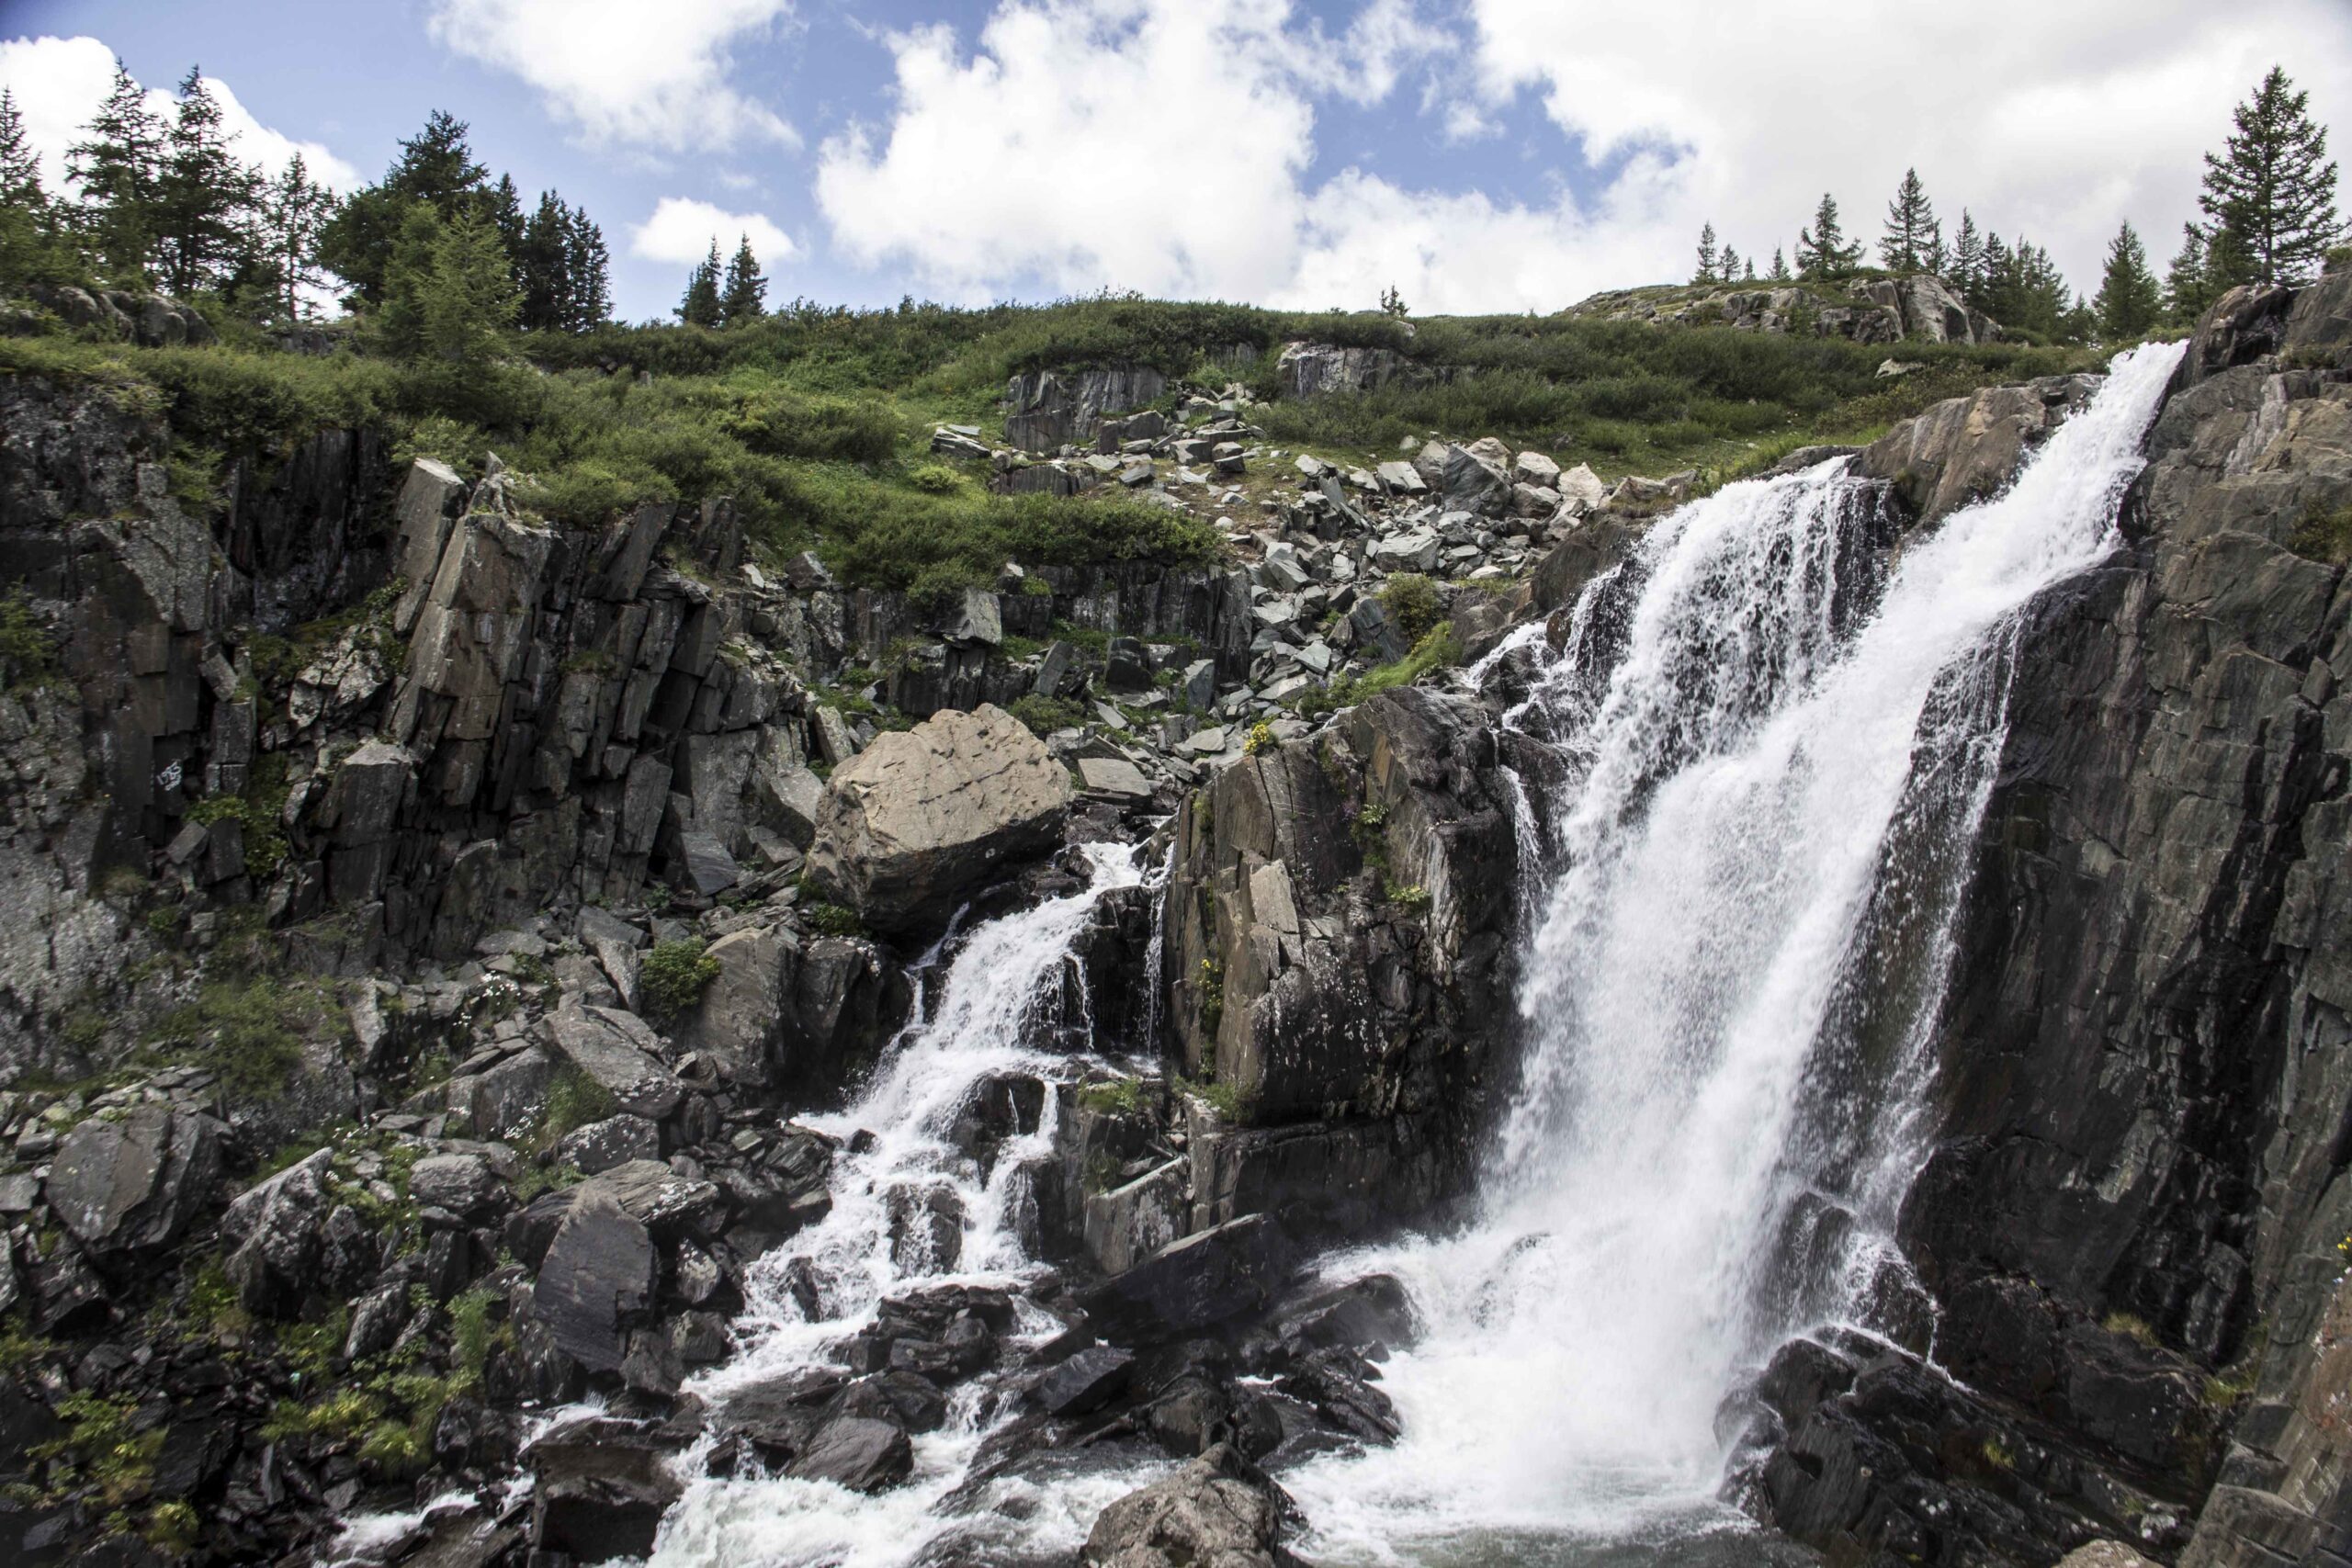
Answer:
[642,340,2181,1567]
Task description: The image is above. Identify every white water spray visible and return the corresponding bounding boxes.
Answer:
[650,842,1164,1568]
[1283,341,2184,1562]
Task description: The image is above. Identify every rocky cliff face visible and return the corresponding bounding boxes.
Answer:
[1748,275,2352,1567]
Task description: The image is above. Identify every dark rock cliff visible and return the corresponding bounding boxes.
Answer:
[1753,276,2352,1567]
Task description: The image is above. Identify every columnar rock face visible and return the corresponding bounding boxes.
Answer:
[1160,687,1519,1238]
[1003,367,1168,453]
[1752,276,2352,1568]
[807,704,1075,931]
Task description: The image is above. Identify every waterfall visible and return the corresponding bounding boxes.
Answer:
[1283,340,2185,1561]
[649,842,1164,1568]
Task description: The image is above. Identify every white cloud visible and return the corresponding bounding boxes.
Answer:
[0,35,360,197]
[814,0,1329,302]
[811,0,2352,316]
[425,0,797,152]
[630,197,796,266]
[1444,0,2352,303]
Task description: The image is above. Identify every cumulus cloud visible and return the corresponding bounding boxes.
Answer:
[0,35,361,197]
[811,0,2352,314]
[631,196,797,266]
[426,0,797,152]
[817,0,1329,302]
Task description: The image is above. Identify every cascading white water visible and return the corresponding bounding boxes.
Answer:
[649,842,1167,1568]
[1282,340,2185,1562]
[638,341,2182,1568]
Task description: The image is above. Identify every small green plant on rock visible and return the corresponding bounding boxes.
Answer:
[1378,572,1442,643]
[1197,955,1225,1037]
[640,938,720,1019]
[1078,1077,1144,1115]
[1007,693,1086,738]
[1244,719,1276,756]
[803,902,866,939]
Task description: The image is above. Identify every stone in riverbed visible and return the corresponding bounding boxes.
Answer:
[786,1415,914,1493]
[1082,1442,1295,1567]
[1035,1344,1135,1416]
[806,703,1073,932]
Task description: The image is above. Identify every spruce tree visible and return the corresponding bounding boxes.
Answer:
[1721,243,1743,282]
[318,109,489,304]
[1693,222,1718,284]
[1795,193,1862,281]
[2165,224,2217,322]
[677,240,722,326]
[719,235,767,324]
[2092,220,2163,340]
[516,191,571,332]
[251,152,335,322]
[422,207,520,363]
[1744,256,1757,281]
[153,68,259,298]
[561,205,610,330]
[68,60,167,279]
[1770,246,1790,281]
[1880,168,1939,273]
[2199,66,2342,288]
[0,88,45,214]
[1949,209,1983,295]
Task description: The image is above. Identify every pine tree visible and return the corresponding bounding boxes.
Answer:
[249,152,335,322]
[318,109,489,304]
[68,60,168,278]
[718,234,767,325]
[1795,193,1862,281]
[677,240,722,327]
[2092,220,2163,340]
[153,68,259,298]
[0,88,45,214]
[2199,66,2343,288]
[1880,168,1939,273]
[1693,221,1719,284]
[561,204,610,330]
[1720,243,1742,282]
[1949,209,1984,296]
[1770,246,1790,281]
[2165,224,2217,322]
[1744,256,1757,281]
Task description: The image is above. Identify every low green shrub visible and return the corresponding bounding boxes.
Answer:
[639,939,720,1018]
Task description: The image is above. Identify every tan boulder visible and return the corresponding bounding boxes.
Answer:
[807,703,1072,931]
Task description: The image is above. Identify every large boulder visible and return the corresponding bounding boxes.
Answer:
[806,704,1073,932]
[529,1189,657,1373]
[1082,1443,1295,1568]
[45,1106,221,1258]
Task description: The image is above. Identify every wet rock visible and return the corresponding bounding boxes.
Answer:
[529,1421,684,1562]
[786,1415,914,1493]
[1082,1442,1295,1568]
[1035,1344,1135,1416]
[808,704,1074,932]
[1081,1216,1289,1340]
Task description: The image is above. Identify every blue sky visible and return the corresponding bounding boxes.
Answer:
[6,0,2348,322]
